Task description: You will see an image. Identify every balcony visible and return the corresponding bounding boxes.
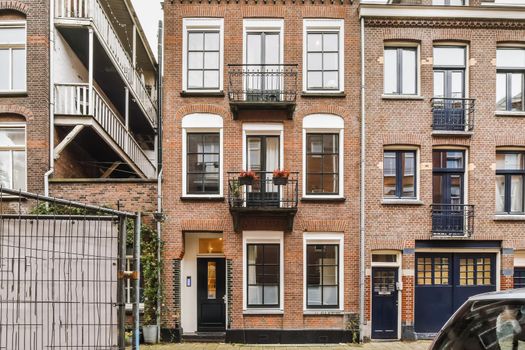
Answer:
[431,204,474,237]
[54,83,156,179]
[431,98,475,134]
[227,64,298,120]
[54,0,157,127]
[227,172,299,232]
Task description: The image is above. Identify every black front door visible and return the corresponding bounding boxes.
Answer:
[246,135,280,207]
[197,258,226,332]
[371,267,399,339]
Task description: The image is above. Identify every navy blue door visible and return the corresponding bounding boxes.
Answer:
[415,253,496,334]
[372,267,398,339]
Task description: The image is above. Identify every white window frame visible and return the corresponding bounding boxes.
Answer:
[303,232,344,312]
[382,145,420,202]
[0,123,27,191]
[181,113,224,198]
[242,231,284,313]
[182,18,224,92]
[302,114,344,199]
[0,21,27,93]
[303,19,344,94]
[242,123,284,171]
[242,19,284,67]
[125,255,144,311]
[383,42,421,97]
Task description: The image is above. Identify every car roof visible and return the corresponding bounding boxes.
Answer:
[468,288,525,301]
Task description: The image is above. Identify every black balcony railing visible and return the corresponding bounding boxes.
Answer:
[431,204,474,237]
[387,0,422,4]
[227,64,298,103]
[431,98,475,132]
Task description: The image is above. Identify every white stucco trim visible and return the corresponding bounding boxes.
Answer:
[359,5,525,20]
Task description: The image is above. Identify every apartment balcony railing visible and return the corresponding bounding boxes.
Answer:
[227,64,298,119]
[54,83,156,179]
[227,171,299,231]
[387,0,422,4]
[431,98,475,132]
[431,204,474,237]
[55,0,157,127]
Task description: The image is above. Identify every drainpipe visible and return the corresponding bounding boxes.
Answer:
[359,16,367,343]
[44,0,56,197]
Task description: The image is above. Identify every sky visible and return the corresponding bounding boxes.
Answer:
[130,0,163,59]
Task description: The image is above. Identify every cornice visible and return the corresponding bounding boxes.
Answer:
[364,17,525,29]
[170,0,351,4]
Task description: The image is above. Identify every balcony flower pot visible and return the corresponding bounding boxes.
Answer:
[238,170,258,186]
[142,325,158,344]
[272,169,290,186]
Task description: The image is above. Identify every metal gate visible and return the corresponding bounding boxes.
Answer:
[0,188,141,350]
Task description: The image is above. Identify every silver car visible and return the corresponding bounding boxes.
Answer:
[431,289,525,350]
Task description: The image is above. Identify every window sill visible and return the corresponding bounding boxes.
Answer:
[382,94,424,101]
[301,92,346,98]
[495,111,525,117]
[180,91,225,97]
[303,309,344,316]
[431,130,473,137]
[243,309,284,315]
[180,196,224,202]
[382,199,424,205]
[493,215,525,221]
[0,91,28,97]
[301,197,346,203]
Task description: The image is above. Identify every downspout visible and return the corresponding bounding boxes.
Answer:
[44,0,55,197]
[359,15,367,343]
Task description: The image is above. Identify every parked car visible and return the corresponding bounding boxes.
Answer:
[430,289,525,350]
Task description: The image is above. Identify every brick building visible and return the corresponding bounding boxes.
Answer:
[162,0,361,343]
[360,0,525,341]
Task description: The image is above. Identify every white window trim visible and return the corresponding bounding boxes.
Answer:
[382,146,420,202]
[0,21,27,93]
[243,19,284,67]
[302,19,344,94]
[0,123,27,192]
[242,231,284,311]
[303,232,344,312]
[125,255,145,311]
[371,250,401,268]
[433,43,470,99]
[181,113,224,197]
[182,18,224,92]
[302,114,344,199]
[242,123,284,171]
[383,42,421,97]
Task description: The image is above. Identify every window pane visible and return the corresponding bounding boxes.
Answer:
[323,34,338,52]
[496,175,506,213]
[188,52,203,69]
[307,33,322,52]
[307,174,322,193]
[323,155,338,173]
[307,135,323,153]
[307,155,322,173]
[307,53,322,70]
[323,71,338,89]
[497,48,525,69]
[247,245,258,264]
[188,32,203,50]
[264,244,279,264]
[0,151,11,188]
[496,153,524,170]
[11,49,25,90]
[511,176,524,212]
[402,49,417,95]
[246,34,261,65]
[207,262,217,299]
[307,72,322,89]
[188,71,203,88]
[13,150,25,191]
[0,49,9,90]
[384,49,398,94]
[204,71,219,89]
[511,73,523,111]
[0,27,25,44]
[248,286,263,305]
[264,34,280,65]
[204,32,219,51]
[323,286,338,305]
[402,152,416,197]
[204,52,219,70]
[434,71,445,98]
[323,174,338,193]
[0,128,24,147]
[323,134,338,153]
[496,73,507,111]
[263,286,278,305]
[323,52,338,70]
[384,152,396,197]
[433,47,465,67]
[307,286,321,306]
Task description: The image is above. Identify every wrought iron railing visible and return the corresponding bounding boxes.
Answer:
[387,0,422,4]
[55,0,157,126]
[228,64,298,103]
[431,204,474,237]
[227,171,299,209]
[55,83,156,178]
[431,97,475,132]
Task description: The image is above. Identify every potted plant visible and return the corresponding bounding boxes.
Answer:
[238,170,258,185]
[272,169,290,186]
[230,180,244,207]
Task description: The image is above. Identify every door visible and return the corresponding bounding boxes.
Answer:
[371,267,399,339]
[246,135,280,207]
[246,32,281,101]
[197,258,226,332]
[433,69,465,130]
[415,253,496,334]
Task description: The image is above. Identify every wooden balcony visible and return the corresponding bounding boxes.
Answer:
[54,0,157,127]
[54,84,156,179]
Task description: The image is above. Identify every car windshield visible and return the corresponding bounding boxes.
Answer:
[433,300,525,350]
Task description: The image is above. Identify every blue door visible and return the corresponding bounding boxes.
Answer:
[372,267,398,339]
[415,253,496,334]
[515,267,525,288]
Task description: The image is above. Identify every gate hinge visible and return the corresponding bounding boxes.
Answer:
[118,270,140,280]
